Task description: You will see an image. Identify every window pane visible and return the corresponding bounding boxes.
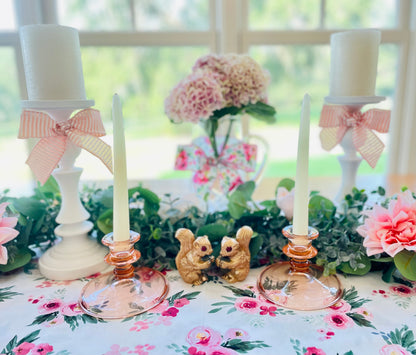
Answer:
[249,44,397,178]
[57,0,210,31]
[0,48,32,195]
[249,0,321,30]
[0,0,16,30]
[78,46,208,181]
[326,0,397,29]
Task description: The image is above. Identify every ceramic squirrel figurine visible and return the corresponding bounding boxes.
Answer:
[175,228,214,285]
[216,226,253,283]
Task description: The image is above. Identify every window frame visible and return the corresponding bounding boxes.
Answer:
[4,0,416,178]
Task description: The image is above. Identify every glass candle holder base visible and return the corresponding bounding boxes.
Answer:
[257,225,342,311]
[257,261,342,311]
[79,231,169,319]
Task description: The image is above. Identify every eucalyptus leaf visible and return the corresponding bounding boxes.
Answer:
[13,198,46,220]
[197,223,228,241]
[277,178,295,192]
[0,248,32,272]
[339,254,371,276]
[394,250,416,281]
[309,195,335,219]
[227,191,248,219]
[244,102,277,123]
[97,209,113,235]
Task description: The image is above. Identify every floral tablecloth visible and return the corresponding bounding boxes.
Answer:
[1,262,415,355]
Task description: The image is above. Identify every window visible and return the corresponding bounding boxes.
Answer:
[2,0,415,196]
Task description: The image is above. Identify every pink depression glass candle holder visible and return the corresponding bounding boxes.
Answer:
[79,231,169,319]
[257,225,342,311]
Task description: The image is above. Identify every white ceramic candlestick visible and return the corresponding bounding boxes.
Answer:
[22,100,108,281]
[292,94,310,236]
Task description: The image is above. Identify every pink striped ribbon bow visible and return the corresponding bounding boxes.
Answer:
[319,105,390,168]
[18,108,113,184]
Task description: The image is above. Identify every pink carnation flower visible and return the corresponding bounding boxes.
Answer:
[164,71,225,123]
[357,190,416,257]
[0,202,19,264]
[276,187,295,221]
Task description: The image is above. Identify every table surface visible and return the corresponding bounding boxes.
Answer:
[2,175,416,355]
[1,261,415,355]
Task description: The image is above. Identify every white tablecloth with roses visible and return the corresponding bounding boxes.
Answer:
[1,261,415,355]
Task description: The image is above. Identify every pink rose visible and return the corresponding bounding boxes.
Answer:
[234,297,260,314]
[60,302,82,316]
[276,187,295,221]
[357,190,416,257]
[206,347,238,355]
[389,284,414,296]
[224,328,249,341]
[161,307,179,317]
[0,202,19,264]
[37,299,64,314]
[379,344,412,355]
[304,347,326,355]
[187,326,222,348]
[174,298,190,308]
[329,300,351,313]
[31,343,53,355]
[150,299,169,314]
[12,342,34,355]
[324,312,354,329]
[354,307,373,320]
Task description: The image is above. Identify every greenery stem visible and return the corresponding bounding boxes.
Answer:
[209,118,220,159]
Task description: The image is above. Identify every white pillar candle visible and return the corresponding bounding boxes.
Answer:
[292,94,310,236]
[329,29,381,97]
[112,94,130,242]
[20,24,86,100]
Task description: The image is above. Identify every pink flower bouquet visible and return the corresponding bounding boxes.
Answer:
[165,54,276,193]
[357,190,416,281]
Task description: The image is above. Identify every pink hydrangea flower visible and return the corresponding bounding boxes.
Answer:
[379,344,412,355]
[37,299,64,314]
[357,190,416,257]
[186,326,222,348]
[276,187,295,221]
[0,202,19,264]
[165,71,225,123]
[304,347,326,355]
[324,312,354,329]
[31,343,53,355]
[234,297,260,314]
[12,342,34,355]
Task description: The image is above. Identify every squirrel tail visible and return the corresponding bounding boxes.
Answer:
[236,226,253,252]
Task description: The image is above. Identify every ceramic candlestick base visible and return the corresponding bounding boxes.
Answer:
[79,231,169,319]
[21,99,109,280]
[257,226,342,311]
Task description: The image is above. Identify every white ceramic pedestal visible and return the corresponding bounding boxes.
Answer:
[21,100,108,280]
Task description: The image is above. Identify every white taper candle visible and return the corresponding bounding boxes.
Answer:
[292,94,311,236]
[112,94,130,242]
